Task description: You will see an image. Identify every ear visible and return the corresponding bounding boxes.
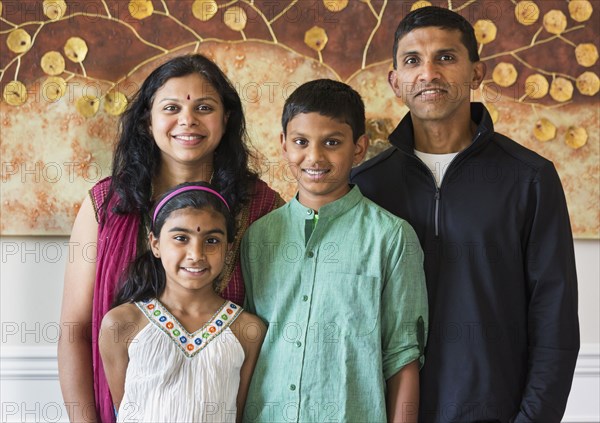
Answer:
[353,134,369,166]
[149,232,161,258]
[281,132,288,158]
[388,70,402,98]
[470,61,487,90]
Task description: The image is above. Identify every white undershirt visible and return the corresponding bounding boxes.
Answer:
[414,150,458,187]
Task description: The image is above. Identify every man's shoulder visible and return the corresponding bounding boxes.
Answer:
[351,146,400,181]
[491,132,553,172]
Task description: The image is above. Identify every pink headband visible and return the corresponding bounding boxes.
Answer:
[152,186,230,223]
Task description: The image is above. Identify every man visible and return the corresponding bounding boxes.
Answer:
[351,6,579,422]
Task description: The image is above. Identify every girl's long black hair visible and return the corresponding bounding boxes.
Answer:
[113,182,235,307]
[103,54,257,221]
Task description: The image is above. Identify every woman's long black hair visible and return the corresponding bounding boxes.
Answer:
[113,182,236,307]
[103,54,257,220]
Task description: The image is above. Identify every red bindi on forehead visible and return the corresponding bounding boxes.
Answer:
[187,94,190,100]
[197,226,200,232]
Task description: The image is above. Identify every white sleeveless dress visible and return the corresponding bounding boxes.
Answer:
[116,298,244,423]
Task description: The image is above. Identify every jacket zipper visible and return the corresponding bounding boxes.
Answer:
[398,131,484,238]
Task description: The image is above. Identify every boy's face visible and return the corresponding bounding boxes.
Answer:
[282,112,367,211]
[388,27,485,125]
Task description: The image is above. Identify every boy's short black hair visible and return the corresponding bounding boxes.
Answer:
[282,79,365,143]
[392,6,480,68]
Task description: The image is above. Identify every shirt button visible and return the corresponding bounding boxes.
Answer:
[290,384,296,391]
[302,295,309,302]
[307,251,314,258]
[296,341,302,347]
[306,209,312,215]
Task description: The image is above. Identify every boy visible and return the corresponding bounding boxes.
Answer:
[351,6,579,422]
[241,79,428,422]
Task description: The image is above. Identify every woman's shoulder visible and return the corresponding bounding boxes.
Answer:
[89,176,113,223]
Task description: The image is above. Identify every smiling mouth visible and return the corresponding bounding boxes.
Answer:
[182,267,207,273]
[303,168,330,178]
[172,134,206,143]
[415,88,447,97]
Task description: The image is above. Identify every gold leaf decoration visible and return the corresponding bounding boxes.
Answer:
[42,76,67,102]
[41,51,66,76]
[76,95,100,118]
[192,0,218,21]
[543,10,568,35]
[411,1,432,11]
[576,71,600,96]
[129,0,154,20]
[474,20,498,45]
[64,37,88,63]
[486,103,499,124]
[524,74,549,99]
[43,0,67,21]
[575,43,599,68]
[568,0,593,23]
[6,29,32,54]
[104,91,129,116]
[304,26,328,52]
[515,1,540,26]
[224,6,247,32]
[3,80,27,106]
[565,126,588,149]
[492,62,518,87]
[323,0,349,12]
[549,77,574,102]
[533,118,557,142]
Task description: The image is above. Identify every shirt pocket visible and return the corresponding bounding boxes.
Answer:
[323,272,381,338]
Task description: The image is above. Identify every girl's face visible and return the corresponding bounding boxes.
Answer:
[150,74,228,170]
[150,207,229,293]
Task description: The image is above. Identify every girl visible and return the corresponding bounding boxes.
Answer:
[58,54,282,423]
[99,182,265,422]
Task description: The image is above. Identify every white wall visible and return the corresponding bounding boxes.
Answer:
[1,237,598,421]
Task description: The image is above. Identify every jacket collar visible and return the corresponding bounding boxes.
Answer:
[389,103,494,155]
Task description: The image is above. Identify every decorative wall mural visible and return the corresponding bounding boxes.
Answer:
[1,0,598,237]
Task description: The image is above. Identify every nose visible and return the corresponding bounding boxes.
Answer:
[419,60,441,82]
[187,240,206,262]
[178,108,198,127]
[306,143,325,164]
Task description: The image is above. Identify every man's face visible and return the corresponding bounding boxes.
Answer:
[389,27,485,125]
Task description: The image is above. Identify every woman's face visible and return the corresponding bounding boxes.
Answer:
[150,74,228,171]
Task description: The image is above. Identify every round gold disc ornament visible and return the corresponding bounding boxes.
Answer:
[42,76,67,102]
[568,0,593,23]
[474,20,497,45]
[576,72,600,96]
[3,80,27,106]
[524,74,549,99]
[104,91,128,116]
[43,0,67,20]
[515,1,540,26]
[192,0,218,21]
[565,126,588,149]
[533,118,557,142]
[129,0,154,20]
[323,0,349,12]
[76,96,100,118]
[492,63,518,88]
[305,26,328,52]
[549,77,574,102]
[7,29,32,54]
[575,43,599,68]
[41,51,66,76]
[224,6,247,31]
[543,10,568,35]
[64,37,88,63]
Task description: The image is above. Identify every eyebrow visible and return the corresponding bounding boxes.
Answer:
[289,130,347,138]
[158,96,219,104]
[401,48,459,56]
[168,227,225,235]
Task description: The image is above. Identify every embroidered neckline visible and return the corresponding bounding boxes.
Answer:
[136,298,242,358]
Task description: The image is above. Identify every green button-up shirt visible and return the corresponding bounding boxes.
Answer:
[241,186,428,423]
